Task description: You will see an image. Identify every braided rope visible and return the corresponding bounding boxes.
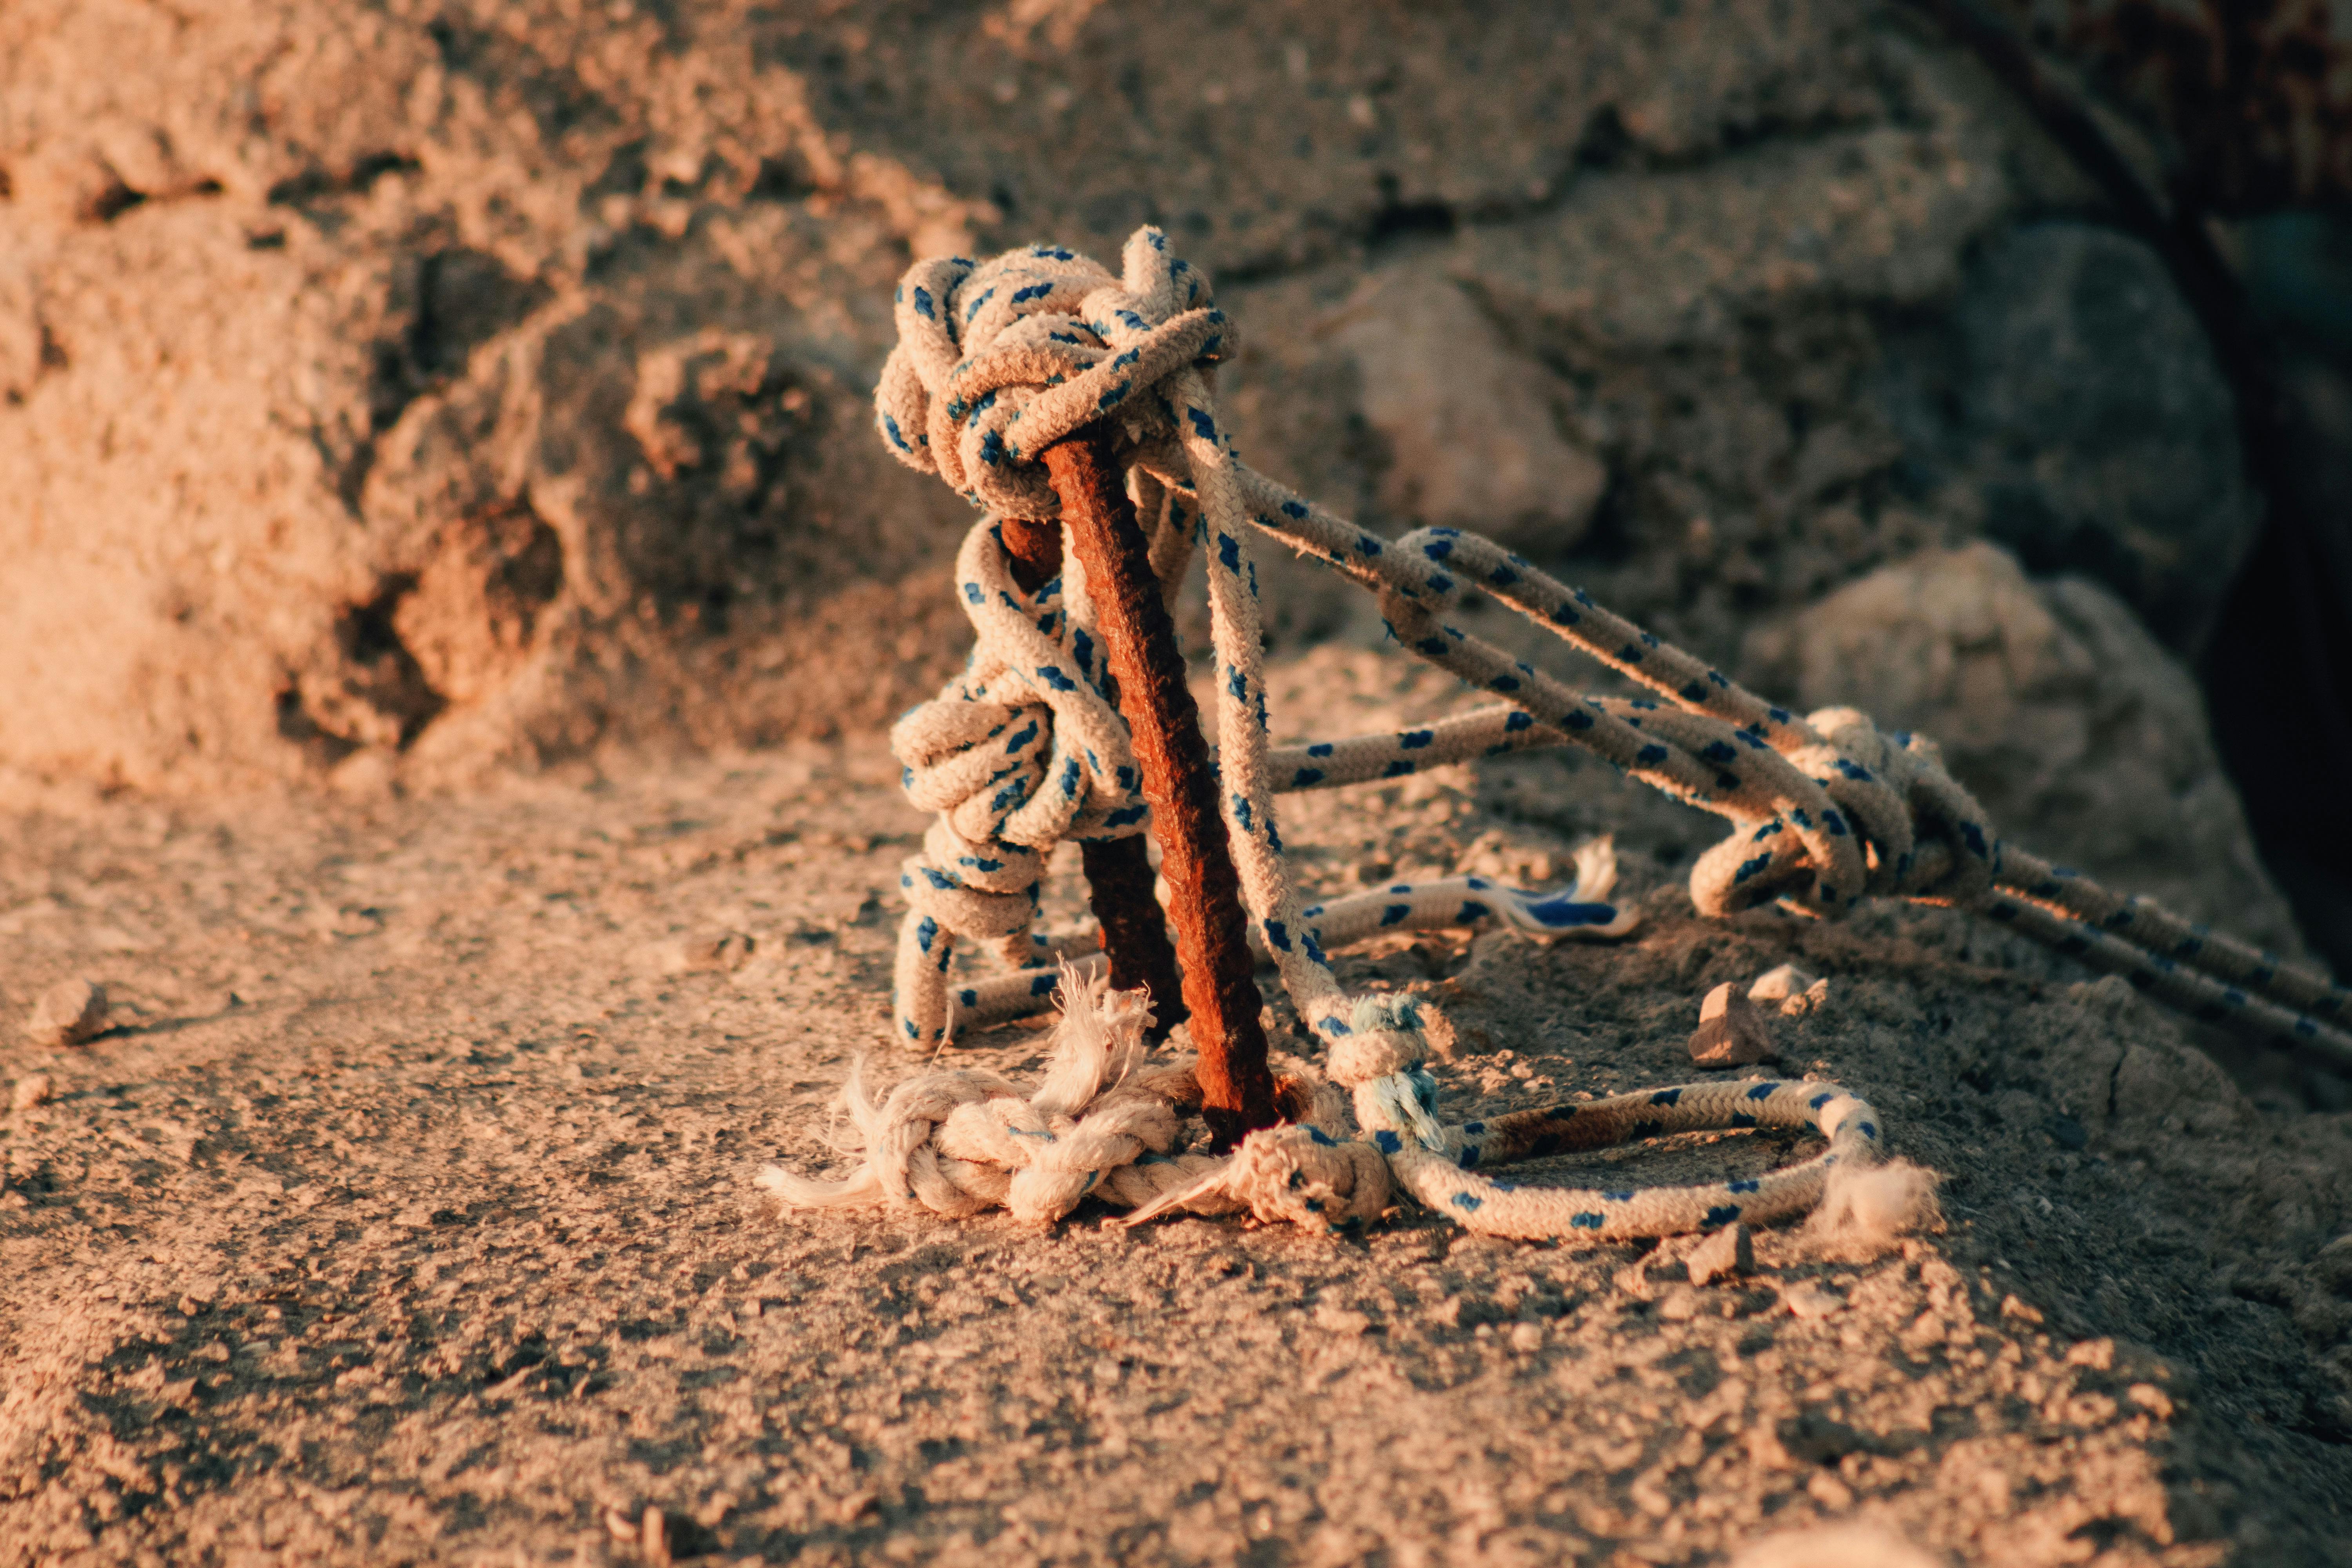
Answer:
[767,964,1886,1246]
[768,225,2347,1250]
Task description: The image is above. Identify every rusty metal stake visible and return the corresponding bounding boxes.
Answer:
[1040,432,1278,1145]
[995,517,1189,1045]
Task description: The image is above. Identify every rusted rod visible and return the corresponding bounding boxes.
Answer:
[1041,432,1278,1145]
[995,515,1187,1044]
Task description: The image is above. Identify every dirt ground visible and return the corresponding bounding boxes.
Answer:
[3,651,2349,1568]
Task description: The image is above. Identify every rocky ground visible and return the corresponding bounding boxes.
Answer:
[4,651,2350,1566]
[8,0,2352,1562]
[0,0,2270,795]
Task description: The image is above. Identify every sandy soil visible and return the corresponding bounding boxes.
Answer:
[3,655,2350,1566]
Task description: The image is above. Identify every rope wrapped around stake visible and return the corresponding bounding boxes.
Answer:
[764,964,1895,1244]
[764,225,2347,1250]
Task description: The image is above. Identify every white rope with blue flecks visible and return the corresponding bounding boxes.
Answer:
[766,226,2350,1247]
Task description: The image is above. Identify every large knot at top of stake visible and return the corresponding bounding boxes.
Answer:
[873,230,1231,515]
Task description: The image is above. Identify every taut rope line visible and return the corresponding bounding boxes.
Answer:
[765,229,2350,1245]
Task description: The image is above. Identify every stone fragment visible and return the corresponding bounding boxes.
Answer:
[1688,1222,1754,1287]
[10,1073,52,1111]
[1507,1320,1544,1352]
[25,979,106,1047]
[1780,1281,1844,1319]
[1748,964,1829,1017]
[1688,982,1777,1067]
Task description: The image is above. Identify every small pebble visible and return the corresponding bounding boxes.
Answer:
[1688,1221,1754,1287]
[1507,1320,1544,1352]
[1655,1287,1701,1321]
[1688,982,1777,1067]
[10,1073,52,1111]
[1748,964,1830,1017]
[2315,1233,2352,1292]
[25,979,107,1047]
[1781,1281,1844,1319]
[1748,964,1813,1002]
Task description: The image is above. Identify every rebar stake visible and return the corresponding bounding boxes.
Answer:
[995,515,1187,1044]
[1040,434,1278,1145]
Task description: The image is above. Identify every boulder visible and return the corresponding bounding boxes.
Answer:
[1744,541,2301,948]
[1876,222,2262,651]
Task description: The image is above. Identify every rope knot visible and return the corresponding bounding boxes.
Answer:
[875,229,1234,518]
[1789,707,1998,908]
[1329,993,1447,1151]
[1218,1122,1393,1231]
[885,521,1153,1044]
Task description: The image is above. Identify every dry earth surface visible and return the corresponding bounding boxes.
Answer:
[7,0,2352,1563]
[4,653,2350,1567]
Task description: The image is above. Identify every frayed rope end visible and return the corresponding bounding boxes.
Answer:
[1799,1157,1942,1259]
[757,1162,884,1210]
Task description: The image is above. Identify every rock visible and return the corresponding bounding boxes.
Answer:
[1688,981,1777,1067]
[662,932,756,975]
[1748,964,1828,1017]
[1332,269,1605,551]
[1878,222,2260,651]
[1780,1281,1845,1320]
[1747,964,1814,1003]
[0,0,2186,798]
[1744,542,2303,951]
[24,979,105,1047]
[10,1073,51,1111]
[1688,1222,1754,1287]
